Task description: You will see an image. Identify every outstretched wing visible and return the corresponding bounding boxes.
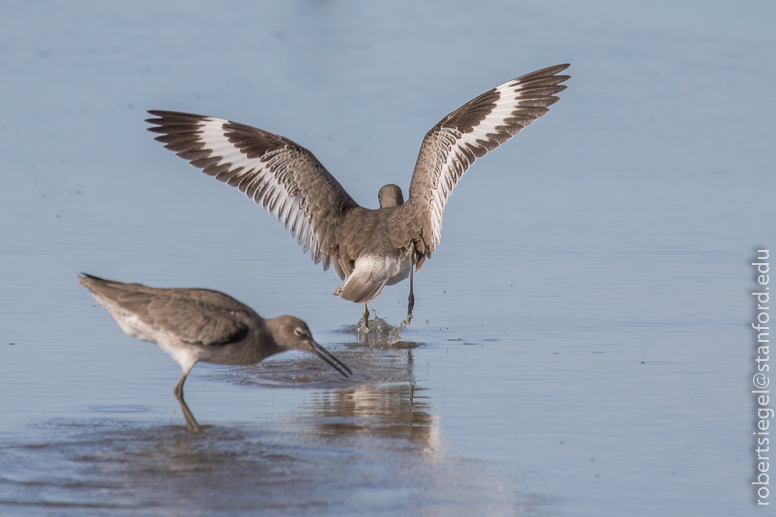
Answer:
[405,64,570,257]
[146,111,361,279]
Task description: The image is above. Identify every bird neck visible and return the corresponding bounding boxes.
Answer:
[263,318,293,352]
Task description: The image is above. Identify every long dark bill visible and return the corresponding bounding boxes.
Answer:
[307,340,352,379]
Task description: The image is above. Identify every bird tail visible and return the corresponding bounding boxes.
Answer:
[333,271,386,303]
[78,273,139,301]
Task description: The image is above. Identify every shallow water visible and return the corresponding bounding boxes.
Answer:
[1,1,774,515]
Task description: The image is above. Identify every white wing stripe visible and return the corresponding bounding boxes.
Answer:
[148,109,365,279]
[419,67,569,249]
[178,116,326,265]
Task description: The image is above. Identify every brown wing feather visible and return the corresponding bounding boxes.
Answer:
[400,64,570,263]
[80,274,252,346]
[147,111,362,280]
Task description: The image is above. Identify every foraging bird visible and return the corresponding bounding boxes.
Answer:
[146,64,570,323]
[79,273,351,433]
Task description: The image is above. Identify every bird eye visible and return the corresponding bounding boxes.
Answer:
[294,328,304,337]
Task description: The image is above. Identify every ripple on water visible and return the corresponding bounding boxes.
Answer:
[0,417,551,516]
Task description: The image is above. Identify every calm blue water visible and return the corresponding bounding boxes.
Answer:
[1,1,774,515]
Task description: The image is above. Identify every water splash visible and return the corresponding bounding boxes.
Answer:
[349,313,414,348]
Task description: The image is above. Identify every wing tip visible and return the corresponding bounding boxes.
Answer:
[145,110,211,128]
[517,63,571,85]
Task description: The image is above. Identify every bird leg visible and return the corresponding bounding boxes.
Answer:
[363,302,369,329]
[173,371,202,433]
[407,241,415,321]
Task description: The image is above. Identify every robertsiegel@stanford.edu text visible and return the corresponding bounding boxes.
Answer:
[753,249,771,506]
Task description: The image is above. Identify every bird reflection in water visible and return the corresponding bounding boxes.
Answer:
[305,384,440,450]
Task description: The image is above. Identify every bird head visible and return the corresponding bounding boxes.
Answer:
[273,316,352,379]
[378,184,404,208]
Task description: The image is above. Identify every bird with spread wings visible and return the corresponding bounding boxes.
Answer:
[147,63,570,324]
